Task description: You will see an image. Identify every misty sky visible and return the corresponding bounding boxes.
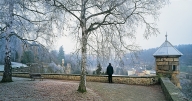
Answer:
[136,0,192,49]
[56,0,192,53]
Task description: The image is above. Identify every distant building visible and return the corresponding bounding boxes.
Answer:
[0,62,28,72]
[127,68,156,76]
[127,70,135,76]
[153,34,183,88]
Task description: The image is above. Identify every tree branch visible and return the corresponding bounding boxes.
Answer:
[51,0,82,23]
[14,14,50,23]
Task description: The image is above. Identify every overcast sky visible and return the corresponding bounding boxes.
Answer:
[56,0,192,53]
[136,0,192,49]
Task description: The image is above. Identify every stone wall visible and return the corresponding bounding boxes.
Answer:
[42,74,158,85]
[160,77,187,101]
[1,72,159,85]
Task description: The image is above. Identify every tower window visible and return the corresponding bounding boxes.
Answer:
[172,65,176,71]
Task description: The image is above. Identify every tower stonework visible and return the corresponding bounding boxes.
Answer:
[153,35,183,88]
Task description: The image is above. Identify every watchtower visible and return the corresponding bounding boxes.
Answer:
[153,34,183,88]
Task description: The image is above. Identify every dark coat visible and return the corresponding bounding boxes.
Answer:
[107,64,114,75]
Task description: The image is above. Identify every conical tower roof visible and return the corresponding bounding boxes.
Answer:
[153,34,183,57]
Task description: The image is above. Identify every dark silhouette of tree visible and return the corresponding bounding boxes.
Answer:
[21,51,34,64]
[58,46,65,65]
[96,63,102,75]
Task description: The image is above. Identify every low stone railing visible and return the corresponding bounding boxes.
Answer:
[9,72,159,85]
[160,77,188,101]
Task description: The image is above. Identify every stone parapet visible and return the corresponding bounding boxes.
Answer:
[0,72,159,85]
[160,77,187,101]
[43,74,159,85]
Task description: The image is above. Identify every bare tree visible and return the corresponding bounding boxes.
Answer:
[43,0,168,92]
[0,0,59,82]
[0,0,14,82]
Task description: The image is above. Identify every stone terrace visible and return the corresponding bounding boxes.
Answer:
[0,76,166,101]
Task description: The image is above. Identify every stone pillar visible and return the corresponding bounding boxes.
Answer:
[62,59,64,67]
[65,63,71,74]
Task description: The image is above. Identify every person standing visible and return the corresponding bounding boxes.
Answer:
[106,63,114,83]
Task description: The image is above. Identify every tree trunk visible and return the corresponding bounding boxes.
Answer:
[78,0,87,92]
[78,32,87,92]
[2,53,12,82]
[1,0,13,82]
[78,20,88,92]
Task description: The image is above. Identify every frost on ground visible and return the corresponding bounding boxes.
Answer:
[0,77,166,101]
[0,77,102,101]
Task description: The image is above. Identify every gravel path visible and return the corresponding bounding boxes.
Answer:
[0,76,166,101]
[87,82,166,101]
